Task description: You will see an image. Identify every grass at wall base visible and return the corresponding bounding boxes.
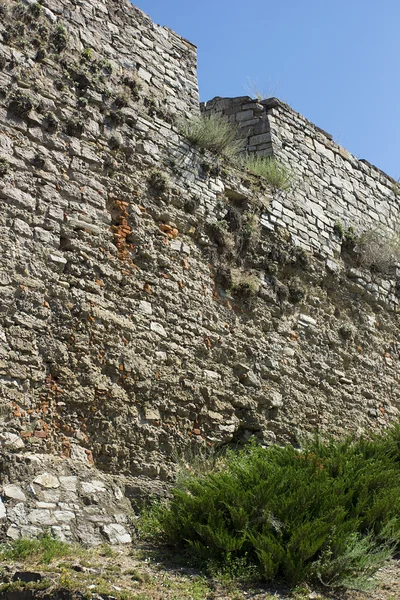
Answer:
[137,427,400,591]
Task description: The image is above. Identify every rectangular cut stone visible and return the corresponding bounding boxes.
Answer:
[249,133,272,145]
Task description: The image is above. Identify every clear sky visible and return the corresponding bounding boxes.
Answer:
[134,0,399,180]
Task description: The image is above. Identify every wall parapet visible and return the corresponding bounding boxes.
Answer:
[202,96,400,269]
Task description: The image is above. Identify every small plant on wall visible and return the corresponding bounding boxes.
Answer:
[243,154,293,191]
[181,114,244,158]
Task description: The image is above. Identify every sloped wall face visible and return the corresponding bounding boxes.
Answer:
[2,0,400,544]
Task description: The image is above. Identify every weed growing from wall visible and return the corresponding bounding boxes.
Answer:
[243,155,293,191]
[356,225,400,272]
[181,114,244,158]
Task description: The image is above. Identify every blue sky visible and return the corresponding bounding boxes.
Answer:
[135,0,400,180]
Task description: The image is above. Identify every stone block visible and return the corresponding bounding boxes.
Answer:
[33,473,60,489]
[102,523,132,544]
[3,485,27,502]
[249,133,272,145]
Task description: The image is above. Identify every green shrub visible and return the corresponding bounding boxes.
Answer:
[51,23,68,53]
[0,534,71,564]
[0,157,9,177]
[333,221,345,240]
[181,114,243,158]
[122,73,142,101]
[81,47,93,61]
[243,155,293,191]
[141,428,400,589]
[8,90,33,119]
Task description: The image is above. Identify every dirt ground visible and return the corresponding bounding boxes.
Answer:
[1,542,400,600]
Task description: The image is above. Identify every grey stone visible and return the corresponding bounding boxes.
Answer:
[0,186,36,211]
[0,498,6,519]
[28,509,53,526]
[138,300,152,315]
[203,369,220,380]
[150,322,167,337]
[3,484,26,502]
[20,526,43,538]
[298,314,317,327]
[0,433,24,449]
[102,523,132,544]
[8,503,27,525]
[54,510,75,523]
[81,480,106,494]
[59,476,78,492]
[6,525,20,540]
[33,473,60,489]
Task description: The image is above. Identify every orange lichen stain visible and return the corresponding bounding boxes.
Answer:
[178,281,184,290]
[143,282,152,294]
[160,273,169,279]
[43,300,50,308]
[159,224,179,239]
[111,199,136,268]
[155,371,159,381]
[95,279,104,287]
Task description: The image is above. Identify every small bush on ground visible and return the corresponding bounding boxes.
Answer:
[0,533,71,564]
[243,154,293,191]
[140,427,400,590]
[181,114,243,158]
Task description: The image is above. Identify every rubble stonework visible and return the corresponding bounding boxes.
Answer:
[1,0,400,543]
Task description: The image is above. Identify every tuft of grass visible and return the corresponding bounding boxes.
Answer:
[148,169,170,194]
[140,428,400,590]
[0,534,71,565]
[231,270,260,308]
[0,156,9,177]
[99,543,117,558]
[392,180,400,197]
[356,224,400,272]
[51,23,68,52]
[181,114,244,158]
[243,154,293,191]
[81,47,93,61]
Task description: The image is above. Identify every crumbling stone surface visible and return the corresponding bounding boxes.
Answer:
[0,0,400,544]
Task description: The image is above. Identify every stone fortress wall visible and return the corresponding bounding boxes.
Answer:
[1,0,400,544]
[202,96,400,310]
[202,96,400,251]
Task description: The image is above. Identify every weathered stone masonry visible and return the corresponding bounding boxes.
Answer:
[202,96,400,266]
[1,0,400,544]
